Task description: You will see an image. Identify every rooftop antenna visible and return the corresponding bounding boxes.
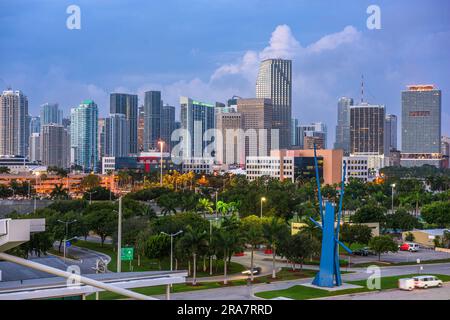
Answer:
[360,74,364,104]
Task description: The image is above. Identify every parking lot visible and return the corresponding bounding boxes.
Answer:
[349,248,450,264]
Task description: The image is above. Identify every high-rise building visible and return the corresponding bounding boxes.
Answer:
[441,136,450,169]
[297,122,327,149]
[110,93,138,154]
[29,116,41,134]
[334,97,353,154]
[137,104,145,152]
[236,98,273,159]
[216,108,244,166]
[105,114,130,157]
[40,124,69,168]
[291,118,299,147]
[40,103,62,125]
[70,100,98,172]
[256,59,292,149]
[384,114,397,155]
[180,97,216,159]
[0,89,29,157]
[350,103,385,155]
[29,133,40,162]
[161,105,176,152]
[401,85,442,167]
[144,91,162,151]
[97,118,106,161]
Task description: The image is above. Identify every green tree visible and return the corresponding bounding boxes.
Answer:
[262,217,289,278]
[145,234,170,270]
[83,186,115,201]
[156,193,178,215]
[50,184,70,200]
[197,198,214,217]
[340,224,373,246]
[84,208,117,246]
[241,215,264,281]
[386,208,420,232]
[278,232,320,270]
[179,225,208,285]
[421,201,450,228]
[0,166,10,174]
[212,227,243,284]
[352,204,387,225]
[369,235,398,261]
[80,174,101,191]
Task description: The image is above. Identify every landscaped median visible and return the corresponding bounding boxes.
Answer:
[254,274,450,300]
[87,268,322,300]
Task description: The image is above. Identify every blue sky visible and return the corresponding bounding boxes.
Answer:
[1,0,449,146]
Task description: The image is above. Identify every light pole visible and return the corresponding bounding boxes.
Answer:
[215,190,218,218]
[86,190,97,205]
[158,140,165,187]
[161,230,183,271]
[260,197,266,219]
[391,183,396,214]
[57,219,77,263]
[113,196,123,273]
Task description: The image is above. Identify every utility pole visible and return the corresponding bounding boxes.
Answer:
[117,196,122,273]
[161,230,183,272]
[57,219,77,263]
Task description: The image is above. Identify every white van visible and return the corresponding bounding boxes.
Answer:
[398,278,415,291]
[413,276,443,289]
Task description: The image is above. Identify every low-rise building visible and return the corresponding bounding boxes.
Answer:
[343,154,388,182]
[402,229,450,248]
[246,149,343,185]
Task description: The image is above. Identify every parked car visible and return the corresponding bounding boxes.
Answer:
[241,267,262,276]
[353,247,375,256]
[399,242,420,252]
[398,278,415,291]
[413,276,443,289]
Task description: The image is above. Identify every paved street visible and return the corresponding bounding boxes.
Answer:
[321,283,450,300]
[348,249,450,264]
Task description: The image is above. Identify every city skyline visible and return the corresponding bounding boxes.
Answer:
[0,0,449,148]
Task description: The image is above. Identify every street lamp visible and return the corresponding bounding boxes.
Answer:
[391,183,396,214]
[161,230,183,271]
[260,197,266,219]
[57,219,77,263]
[86,190,97,205]
[158,140,165,187]
[113,196,123,273]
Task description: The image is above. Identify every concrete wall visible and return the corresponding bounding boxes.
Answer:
[0,200,54,217]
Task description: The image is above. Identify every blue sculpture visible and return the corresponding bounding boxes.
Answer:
[309,145,352,287]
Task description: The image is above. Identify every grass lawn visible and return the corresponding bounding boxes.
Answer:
[73,240,245,275]
[255,274,450,300]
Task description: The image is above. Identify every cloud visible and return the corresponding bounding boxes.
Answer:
[306,26,361,54]
[260,24,302,60]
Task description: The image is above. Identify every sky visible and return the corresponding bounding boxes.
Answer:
[1,0,449,147]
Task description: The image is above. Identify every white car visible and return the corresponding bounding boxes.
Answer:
[413,276,443,289]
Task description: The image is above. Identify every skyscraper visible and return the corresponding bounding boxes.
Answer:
[216,108,244,166]
[40,124,70,168]
[291,118,299,147]
[350,103,385,155]
[29,116,41,134]
[97,118,106,161]
[401,85,442,167]
[29,133,40,162]
[384,114,397,155]
[180,97,216,158]
[334,97,353,154]
[70,100,98,172]
[161,105,176,152]
[105,113,130,157]
[40,103,62,125]
[144,91,162,151]
[110,93,138,154]
[256,59,292,149]
[0,89,29,157]
[236,98,273,158]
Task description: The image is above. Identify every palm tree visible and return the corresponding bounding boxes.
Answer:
[216,201,229,216]
[50,184,69,200]
[156,194,177,215]
[197,198,213,218]
[213,228,243,285]
[179,226,208,285]
[241,216,264,281]
[262,217,288,279]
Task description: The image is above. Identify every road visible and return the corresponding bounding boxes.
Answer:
[321,283,450,300]
[155,258,450,300]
